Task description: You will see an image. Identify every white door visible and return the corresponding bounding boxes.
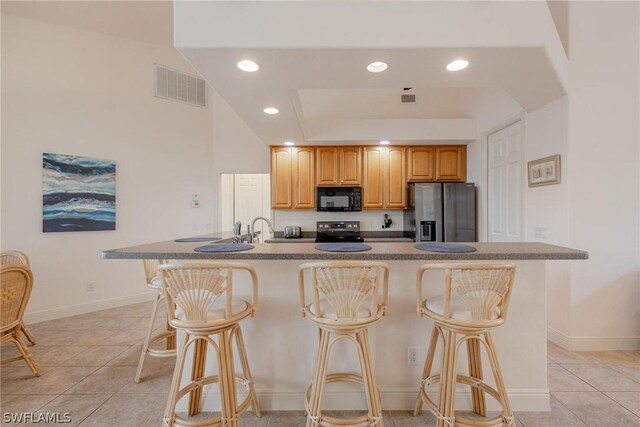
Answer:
[220,174,271,238]
[488,121,523,242]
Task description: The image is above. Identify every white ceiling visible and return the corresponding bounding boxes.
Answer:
[1,1,173,46]
[175,1,569,146]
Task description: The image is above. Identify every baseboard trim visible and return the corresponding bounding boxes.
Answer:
[547,326,640,351]
[180,388,550,412]
[24,291,156,324]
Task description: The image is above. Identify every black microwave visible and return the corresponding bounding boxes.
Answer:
[316,187,362,212]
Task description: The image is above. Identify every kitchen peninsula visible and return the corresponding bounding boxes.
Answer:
[102,238,587,413]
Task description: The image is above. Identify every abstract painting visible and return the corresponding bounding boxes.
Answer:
[43,153,116,232]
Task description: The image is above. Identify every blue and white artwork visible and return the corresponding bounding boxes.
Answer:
[42,153,116,232]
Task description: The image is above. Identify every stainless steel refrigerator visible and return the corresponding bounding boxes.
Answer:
[403,183,477,242]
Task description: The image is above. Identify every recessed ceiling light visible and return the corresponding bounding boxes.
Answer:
[264,107,279,115]
[446,59,469,72]
[284,141,295,146]
[237,60,259,72]
[367,61,388,73]
[379,140,391,145]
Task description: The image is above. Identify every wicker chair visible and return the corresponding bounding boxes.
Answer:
[0,251,37,345]
[159,262,261,427]
[135,259,177,383]
[1,265,42,376]
[298,261,389,427]
[413,263,517,427]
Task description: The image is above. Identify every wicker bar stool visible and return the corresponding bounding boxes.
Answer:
[160,262,261,427]
[299,261,389,427]
[413,263,517,427]
[0,251,37,345]
[1,265,42,376]
[135,259,177,383]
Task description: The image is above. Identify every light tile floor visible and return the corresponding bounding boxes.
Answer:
[1,301,638,426]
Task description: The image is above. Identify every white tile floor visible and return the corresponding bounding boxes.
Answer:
[1,301,639,426]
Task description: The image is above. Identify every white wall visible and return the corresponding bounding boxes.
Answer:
[1,15,215,322]
[564,1,639,348]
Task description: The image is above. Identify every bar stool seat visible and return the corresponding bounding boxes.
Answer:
[299,261,389,427]
[161,262,261,427]
[425,295,501,321]
[413,263,517,427]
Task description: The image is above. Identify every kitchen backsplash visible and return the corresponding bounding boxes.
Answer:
[272,210,405,231]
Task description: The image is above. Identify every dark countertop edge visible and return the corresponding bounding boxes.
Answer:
[101,251,589,261]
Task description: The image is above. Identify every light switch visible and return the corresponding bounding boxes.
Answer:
[191,194,200,208]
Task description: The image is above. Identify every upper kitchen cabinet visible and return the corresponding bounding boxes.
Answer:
[385,146,407,208]
[363,147,384,208]
[363,146,406,209]
[271,147,315,209]
[407,146,435,181]
[316,146,362,186]
[435,146,467,181]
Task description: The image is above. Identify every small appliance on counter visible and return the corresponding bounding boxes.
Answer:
[283,226,302,238]
[316,187,362,212]
[315,221,364,243]
[403,183,477,242]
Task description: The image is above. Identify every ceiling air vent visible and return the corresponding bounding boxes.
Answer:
[401,94,416,103]
[154,64,207,108]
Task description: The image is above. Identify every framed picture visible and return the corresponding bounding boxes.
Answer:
[43,153,116,232]
[528,155,561,187]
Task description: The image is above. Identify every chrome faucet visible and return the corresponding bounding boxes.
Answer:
[247,217,274,243]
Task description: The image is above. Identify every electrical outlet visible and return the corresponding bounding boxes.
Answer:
[86,282,95,292]
[407,346,419,366]
[534,227,546,239]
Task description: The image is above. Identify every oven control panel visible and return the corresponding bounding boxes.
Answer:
[316,221,360,233]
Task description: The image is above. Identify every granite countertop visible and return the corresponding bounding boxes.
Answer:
[102,236,588,261]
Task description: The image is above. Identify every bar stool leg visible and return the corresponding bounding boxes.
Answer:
[218,329,239,427]
[356,329,384,426]
[164,332,191,427]
[233,325,261,417]
[467,337,487,417]
[436,330,458,427]
[21,324,36,345]
[414,326,440,416]
[306,328,331,427]
[135,292,164,383]
[484,332,515,427]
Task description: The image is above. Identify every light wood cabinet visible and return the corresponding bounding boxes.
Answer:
[271,147,293,209]
[363,146,406,209]
[363,147,384,208]
[408,146,435,181]
[316,146,362,186]
[385,147,407,208]
[272,144,465,209]
[435,146,466,181]
[316,147,338,186]
[292,147,315,209]
[271,147,315,209]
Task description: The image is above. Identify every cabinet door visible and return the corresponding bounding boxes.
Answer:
[385,146,407,209]
[408,146,434,181]
[316,147,338,186]
[271,147,292,209]
[362,147,384,208]
[292,147,315,209]
[435,146,466,181]
[339,147,362,185]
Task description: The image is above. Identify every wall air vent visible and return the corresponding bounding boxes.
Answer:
[154,64,207,108]
[401,94,416,103]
